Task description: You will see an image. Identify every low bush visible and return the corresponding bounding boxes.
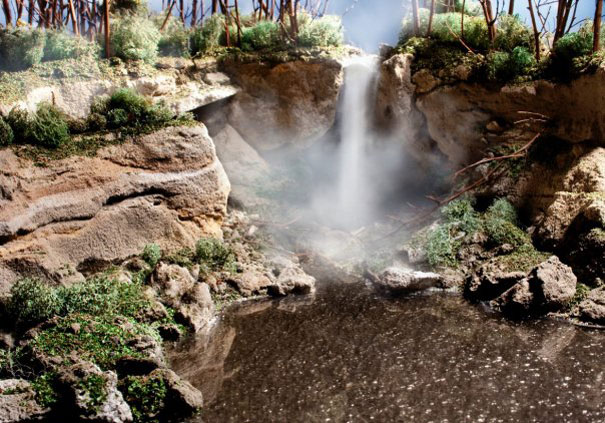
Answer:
[486,197,518,224]
[0,116,14,147]
[195,238,236,272]
[142,243,162,268]
[486,46,535,81]
[552,30,593,73]
[190,14,225,56]
[297,14,344,48]
[156,17,191,57]
[119,375,167,423]
[241,21,282,51]
[92,89,173,130]
[0,28,46,71]
[426,224,459,268]
[441,197,480,234]
[43,30,99,62]
[5,107,31,141]
[7,278,60,326]
[494,14,533,53]
[28,103,71,148]
[110,15,161,63]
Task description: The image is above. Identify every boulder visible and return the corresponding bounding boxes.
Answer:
[149,369,203,416]
[0,379,49,423]
[150,263,215,332]
[267,256,316,296]
[579,289,605,324]
[0,125,230,291]
[116,334,166,376]
[465,259,526,301]
[374,266,441,294]
[58,361,133,423]
[530,256,577,310]
[223,58,344,151]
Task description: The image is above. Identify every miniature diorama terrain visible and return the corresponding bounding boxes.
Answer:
[1,0,605,422]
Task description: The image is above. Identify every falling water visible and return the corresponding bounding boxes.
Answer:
[335,55,379,227]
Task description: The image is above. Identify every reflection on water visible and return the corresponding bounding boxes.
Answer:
[170,282,605,423]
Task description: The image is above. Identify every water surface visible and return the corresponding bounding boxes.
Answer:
[170,282,605,423]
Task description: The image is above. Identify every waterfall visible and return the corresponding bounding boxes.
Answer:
[335,55,379,228]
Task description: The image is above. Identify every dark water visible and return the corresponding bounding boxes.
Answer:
[170,282,605,423]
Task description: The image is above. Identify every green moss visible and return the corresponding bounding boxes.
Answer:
[30,314,160,370]
[142,244,162,268]
[426,224,459,268]
[569,282,591,308]
[297,14,344,48]
[211,286,243,312]
[486,198,518,224]
[5,107,31,142]
[164,247,195,269]
[43,31,100,62]
[110,15,161,63]
[588,227,605,242]
[190,14,225,56]
[119,375,167,423]
[31,372,59,408]
[484,218,530,248]
[241,21,282,51]
[441,197,480,234]
[78,374,108,411]
[493,244,550,272]
[0,28,46,71]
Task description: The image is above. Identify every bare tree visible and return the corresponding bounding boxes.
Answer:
[527,0,540,60]
[426,0,435,36]
[508,0,514,14]
[411,0,420,35]
[594,0,603,52]
[104,0,110,57]
[2,0,13,26]
[479,0,497,44]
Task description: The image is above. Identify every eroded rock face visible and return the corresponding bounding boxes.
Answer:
[223,58,344,151]
[579,289,605,324]
[0,379,49,423]
[415,65,605,167]
[0,125,230,292]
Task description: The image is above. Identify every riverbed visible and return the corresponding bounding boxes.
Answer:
[170,282,605,423]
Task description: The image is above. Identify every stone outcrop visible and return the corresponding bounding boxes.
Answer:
[579,288,605,324]
[374,266,442,294]
[0,63,238,119]
[0,125,230,291]
[0,379,49,423]
[222,58,344,151]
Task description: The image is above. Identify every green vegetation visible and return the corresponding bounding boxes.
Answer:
[28,103,71,148]
[111,15,161,63]
[157,18,191,58]
[190,14,225,56]
[7,278,61,327]
[78,374,108,411]
[0,116,14,146]
[415,197,546,270]
[142,243,162,268]
[569,282,591,308]
[195,238,236,273]
[31,373,60,408]
[119,375,167,423]
[241,21,282,51]
[0,28,46,71]
[297,14,344,48]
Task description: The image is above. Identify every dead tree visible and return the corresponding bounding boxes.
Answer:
[479,0,497,44]
[411,0,420,35]
[594,0,604,52]
[104,0,110,57]
[2,0,13,26]
[508,0,514,14]
[527,0,540,60]
[553,0,573,43]
[426,0,435,36]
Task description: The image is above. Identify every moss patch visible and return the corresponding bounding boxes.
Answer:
[119,375,167,423]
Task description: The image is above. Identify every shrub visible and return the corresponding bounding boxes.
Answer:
[0,28,46,71]
[453,0,482,16]
[7,278,60,326]
[190,14,225,56]
[43,30,98,62]
[156,18,191,57]
[297,14,344,48]
[110,15,161,63]
[195,238,235,272]
[426,225,458,268]
[5,107,31,142]
[486,198,518,224]
[28,103,71,148]
[86,112,108,132]
[142,243,162,268]
[0,116,14,147]
[442,197,480,234]
[103,89,173,128]
[487,46,534,81]
[552,30,593,69]
[484,217,530,248]
[494,14,532,53]
[241,21,282,51]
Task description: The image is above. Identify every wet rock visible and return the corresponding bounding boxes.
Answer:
[530,256,577,310]
[412,69,440,94]
[491,279,534,318]
[0,379,49,423]
[149,369,203,416]
[566,227,605,287]
[116,335,166,376]
[375,267,441,294]
[231,269,274,296]
[58,361,133,423]
[579,289,605,324]
[267,256,316,296]
[150,263,215,333]
[466,260,526,301]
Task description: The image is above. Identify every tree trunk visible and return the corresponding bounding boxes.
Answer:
[211,0,217,13]
[68,0,78,34]
[527,0,540,60]
[411,0,420,35]
[287,0,298,40]
[426,0,435,36]
[2,0,13,26]
[223,0,231,47]
[234,0,242,46]
[508,0,514,14]
[480,0,496,44]
[594,0,603,52]
[104,0,110,58]
[191,0,198,26]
